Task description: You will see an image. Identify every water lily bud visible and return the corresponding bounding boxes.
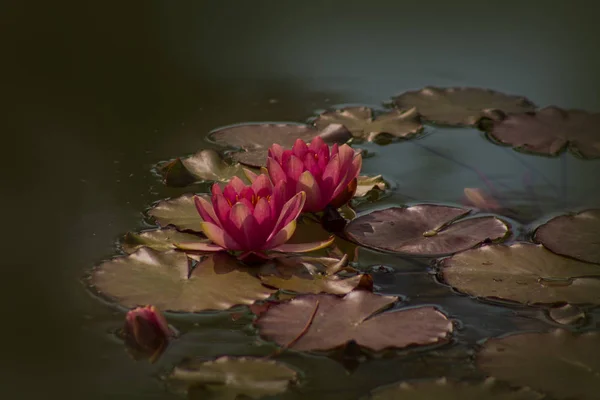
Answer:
[123,305,173,363]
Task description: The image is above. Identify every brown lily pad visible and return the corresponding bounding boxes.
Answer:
[157,149,247,187]
[478,329,600,400]
[121,228,204,254]
[392,87,535,126]
[547,303,586,326]
[313,106,423,143]
[366,378,543,400]
[344,205,509,257]
[486,107,600,158]
[168,356,297,400]
[147,194,203,233]
[90,248,274,312]
[534,209,600,264]
[208,122,352,168]
[258,255,372,295]
[255,291,452,351]
[441,243,600,305]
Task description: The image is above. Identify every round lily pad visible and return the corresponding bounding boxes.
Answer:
[534,209,600,264]
[147,194,203,233]
[391,87,535,126]
[344,205,509,257]
[366,378,543,400]
[441,243,600,305]
[168,356,297,399]
[90,248,274,312]
[486,107,600,158]
[121,228,204,254]
[255,291,452,351]
[478,329,600,400]
[313,106,423,143]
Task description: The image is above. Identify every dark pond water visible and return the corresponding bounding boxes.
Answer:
[3,1,600,399]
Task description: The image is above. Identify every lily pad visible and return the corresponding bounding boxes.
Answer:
[255,291,452,351]
[547,303,586,326]
[168,356,297,400]
[344,205,509,257]
[486,107,600,158]
[313,107,423,143]
[157,149,247,187]
[90,248,274,312]
[366,378,543,400]
[355,175,389,198]
[391,87,535,126]
[477,329,600,400]
[208,122,351,168]
[258,255,372,295]
[534,209,600,264]
[441,243,600,305]
[121,228,204,254]
[147,194,203,233]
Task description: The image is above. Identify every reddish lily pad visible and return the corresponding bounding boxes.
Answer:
[157,149,247,187]
[90,248,274,312]
[258,255,372,295]
[477,329,600,400]
[391,87,535,126]
[255,291,452,351]
[168,356,297,399]
[367,378,543,400]
[534,209,600,264]
[208,122,352,168]
[486,107,600,158]
[121,228,204,253]
[441,243,600,305]
[147,194,203,233]
[313,106,423,143]
[344,205,509,257]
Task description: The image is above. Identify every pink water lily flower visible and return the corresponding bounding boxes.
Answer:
[178,175,333,257]
[263,137,362,212]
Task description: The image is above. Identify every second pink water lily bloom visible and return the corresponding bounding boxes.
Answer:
[265,137,362,212]
[180,175,333,256]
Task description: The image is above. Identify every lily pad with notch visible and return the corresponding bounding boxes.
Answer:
[391,87,535,126]
[313,106,423,143]
[255,290,453,351]
[121,228,205,253]
[344,205,509,257]
[483,107,600,158]
[534,209,600,264]
[90,248,275,312]
[147,194,203,233]
[441,242,600,305]
[168,356,297,400]
[477,329,600,400]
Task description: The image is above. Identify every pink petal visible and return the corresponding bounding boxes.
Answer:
[243,168,258,183]
[253,197,272,227]
[303,152,322,178]
[321,155,341,203]
[263,220,297,250]
[267,158,287,186]
[271,236,335,253]
[316,144,330,170]
[223,185,238,205]
[269,191,305,240]
[251,174,273,198]
[296,171,324,212]
[211,183,223,197]
[270,181,286,216]
[241,213,263,250]
[330,143,339,158]
[337,144,356,173]
[200,221,243,251]
[193,195,220,227]
[174,241,224,252]
[229,176,246,194]
[213,194,232,226]
[309,136,326,153]
[332,152,363,201]
[268,143,285,162]
[285,154,305,181]
[228,202,253,248]
[239,187,255,204]
[292,139,309,159]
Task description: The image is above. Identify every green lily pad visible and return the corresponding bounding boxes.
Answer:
[441,243,600,305]
[255,291,452,351]
[355,175,389,199]
[90,248,275,312]
[478,329,600,400]
[207,122,351,168]
[391,87,535,126]
[534,209,600,264]
[366,378,543,400]
[157,149,247,187]
[485,107,600,158]
[344,205,509,257]
[147,194,203,233]
[313,106,423,143]
[168,356,297,400]
[258,255,372,295]
[121,228,205,254]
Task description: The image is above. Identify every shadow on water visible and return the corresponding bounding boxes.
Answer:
[2,1,600,398]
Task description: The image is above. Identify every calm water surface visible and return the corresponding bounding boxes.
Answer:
[3,2,600,398]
